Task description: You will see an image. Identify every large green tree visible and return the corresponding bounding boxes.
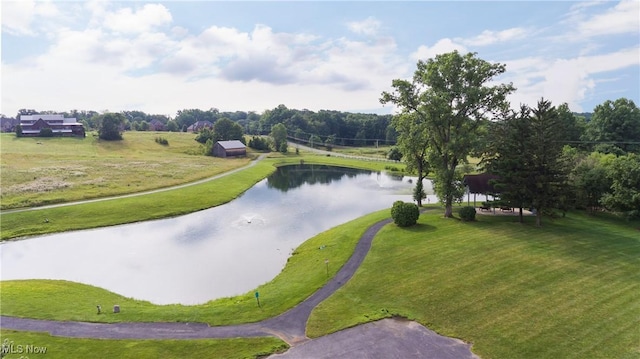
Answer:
[381,51,514,217]
[270,123,288,152]
[585,98,640,154]
[391,113,430,206]
[602,153,640,218]
[485,99,570,226]
[527,99,570,226]
[485,105,534,222]
[97,112,125,141]
[213,118,244,142]
[569,152,613,213]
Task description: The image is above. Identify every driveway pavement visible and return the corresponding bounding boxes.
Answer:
[1,211,480,358]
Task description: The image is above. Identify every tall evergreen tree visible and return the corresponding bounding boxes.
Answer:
[485,99,570,226]
[485,105,534,223]
[528,98,569,226]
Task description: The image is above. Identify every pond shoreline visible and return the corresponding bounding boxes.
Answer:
[0,155,406,241]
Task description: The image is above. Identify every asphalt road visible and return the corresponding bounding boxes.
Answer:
[1,213,479,357]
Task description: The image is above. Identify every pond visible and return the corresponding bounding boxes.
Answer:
[1,165,438,305]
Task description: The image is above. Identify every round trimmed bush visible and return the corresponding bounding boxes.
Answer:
[459,206,477,222]
[391,201,420,227]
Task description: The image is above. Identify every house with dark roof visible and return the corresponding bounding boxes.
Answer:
[19,114,85,137]
[149,119,165,131]
[213,140,246,158]
[1,117,20,132]
[187,121,214,132]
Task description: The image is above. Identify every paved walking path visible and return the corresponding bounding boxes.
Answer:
[0,219,389,342]
[1,154,267,214]
[1,213,478,358]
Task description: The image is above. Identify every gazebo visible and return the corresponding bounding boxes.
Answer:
[462,173,500,208]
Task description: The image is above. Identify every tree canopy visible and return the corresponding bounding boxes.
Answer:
[381,51,514,217]
[585,98,640,154]
[97,113,125,141]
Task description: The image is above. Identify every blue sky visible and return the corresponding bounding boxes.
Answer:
[2,1,638,117]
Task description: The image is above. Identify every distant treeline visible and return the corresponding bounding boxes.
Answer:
[11,105,396,147]
[8,106,601,149]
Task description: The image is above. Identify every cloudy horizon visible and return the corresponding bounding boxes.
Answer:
[2,1,638,118]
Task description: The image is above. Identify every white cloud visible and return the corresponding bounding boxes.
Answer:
[1,0,62,36]
[460,27,528,46]
[347,17,381,36]
[103,3,172,34]
[577,0,639,36]
[410,38,467,62]
[503,47,639,111]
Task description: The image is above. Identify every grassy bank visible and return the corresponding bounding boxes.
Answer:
[2,209,638,358]
[0,153,403,241]
[0,210,391,325]
[307,210,640,359]
[0,132,251,209]
[0,330,287,359]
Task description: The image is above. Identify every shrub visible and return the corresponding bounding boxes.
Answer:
[391,201,420,227]
[39,128,54,137]
[248,136,271,151]
[387,146,403,161]
[459,206,477,222]
[155,136,169,146]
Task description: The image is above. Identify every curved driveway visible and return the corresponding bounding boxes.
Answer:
[1,215,478,358]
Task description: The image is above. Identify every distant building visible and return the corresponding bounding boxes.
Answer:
[19,114,85,137]
[213,140,246,158]
[149,119,165,131]
[1,117,20,132]
[187,121,214,132]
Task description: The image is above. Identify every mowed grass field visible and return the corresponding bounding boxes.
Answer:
[2,209,638,358]
[307,210,640,359]
[0,132,250,209]
[0,330,288,359]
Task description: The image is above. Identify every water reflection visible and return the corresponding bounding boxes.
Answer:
[267,165,369,192]
[1,166,420,305]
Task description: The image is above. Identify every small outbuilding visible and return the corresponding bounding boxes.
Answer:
[213,140,246,158]
[462,173,500,207]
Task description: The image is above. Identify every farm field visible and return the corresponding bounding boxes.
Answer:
[0,132,250,209]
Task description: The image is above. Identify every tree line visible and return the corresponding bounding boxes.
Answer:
[12,106,395,148]
[382,51,639,223]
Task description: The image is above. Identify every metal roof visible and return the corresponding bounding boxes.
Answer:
[216,140,246,149]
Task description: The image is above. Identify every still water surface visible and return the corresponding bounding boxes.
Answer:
[1,165,435,305]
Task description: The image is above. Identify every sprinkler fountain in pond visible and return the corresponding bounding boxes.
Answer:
[232,213,267,228]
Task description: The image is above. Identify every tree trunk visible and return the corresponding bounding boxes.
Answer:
[444,200,454,217]
[518,207,523,223]
[536,211,542,227]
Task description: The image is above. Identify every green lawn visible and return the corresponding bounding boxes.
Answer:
[0,211,390,325]
[307,210,640,359]
[0,132,251,209]
[2,209,638,358]
[0,154,403,241]
[0,330,288,359]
